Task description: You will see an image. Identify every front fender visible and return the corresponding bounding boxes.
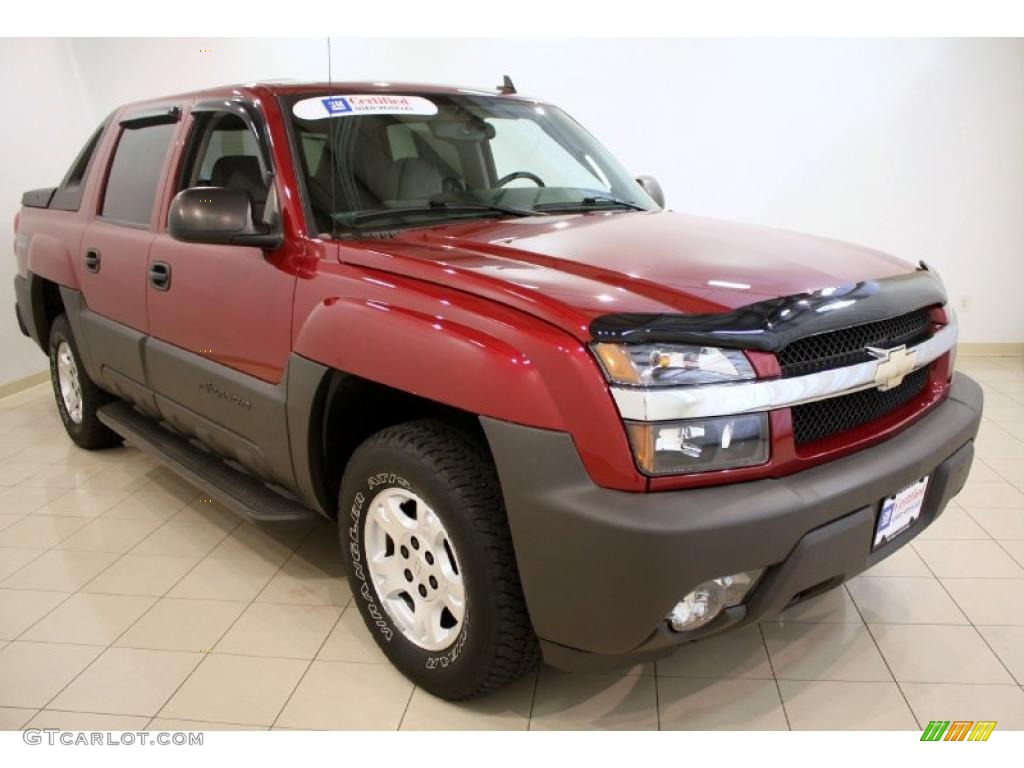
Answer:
[294,294,563,430]
[292,263,645,490]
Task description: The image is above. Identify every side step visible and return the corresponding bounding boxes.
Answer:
[98,401,317,523]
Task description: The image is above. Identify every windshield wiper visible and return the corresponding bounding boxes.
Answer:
[534,196,647,212]
[339,200,542,227]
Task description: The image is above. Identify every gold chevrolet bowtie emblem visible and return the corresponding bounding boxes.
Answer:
[866,344,917,391]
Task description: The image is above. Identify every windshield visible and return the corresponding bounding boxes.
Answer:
[283,92,658,235]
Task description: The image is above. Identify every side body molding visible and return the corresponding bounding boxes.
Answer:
[59,286,303,499]
[285,353,332,515]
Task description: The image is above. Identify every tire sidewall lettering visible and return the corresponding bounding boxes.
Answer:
[425,618,469,669]
[347,472,468,670]
[347,487,394,643]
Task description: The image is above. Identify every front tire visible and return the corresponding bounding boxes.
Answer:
[48,314,122,450]
[338,419,538,699]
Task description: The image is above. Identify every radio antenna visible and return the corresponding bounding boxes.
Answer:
[327,37,337,237]
[498,75,516,94]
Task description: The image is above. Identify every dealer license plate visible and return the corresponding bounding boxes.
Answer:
[873,476,929,549]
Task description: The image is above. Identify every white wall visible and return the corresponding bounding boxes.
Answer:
[3,37,1022,386]
[0,39,97,385]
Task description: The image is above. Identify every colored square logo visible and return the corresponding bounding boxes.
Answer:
[322,97,353,115]
[878,498,893,530]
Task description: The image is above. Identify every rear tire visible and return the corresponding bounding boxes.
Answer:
[338,419,538,699]
[48,314,122,450]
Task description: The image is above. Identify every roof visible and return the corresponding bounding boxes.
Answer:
[202,80,532,100]
[113,80,536,115]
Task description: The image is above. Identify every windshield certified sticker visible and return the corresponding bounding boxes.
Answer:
[292,95,438,120]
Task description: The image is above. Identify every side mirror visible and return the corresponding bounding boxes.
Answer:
[636,175,665,209]
[168,187,282,249]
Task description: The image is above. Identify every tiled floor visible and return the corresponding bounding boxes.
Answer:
[0,356,1022,731]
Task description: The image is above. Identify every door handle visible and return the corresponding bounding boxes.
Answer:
[84,249,101,273]
[148,261,172,291]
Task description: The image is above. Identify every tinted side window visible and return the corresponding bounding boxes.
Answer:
[201,123,259,182]
[101,122,175,226]
[180,112,269,220]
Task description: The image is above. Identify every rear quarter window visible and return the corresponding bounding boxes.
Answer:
[51,122,107,211]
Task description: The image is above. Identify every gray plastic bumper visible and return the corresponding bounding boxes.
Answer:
[481,374,983,670]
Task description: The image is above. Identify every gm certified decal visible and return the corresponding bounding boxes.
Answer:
[292,94,438,120]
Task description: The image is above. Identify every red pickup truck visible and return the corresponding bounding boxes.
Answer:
[13,80,982,699]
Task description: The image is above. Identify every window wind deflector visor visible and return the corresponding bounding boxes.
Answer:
[120,106,182,129]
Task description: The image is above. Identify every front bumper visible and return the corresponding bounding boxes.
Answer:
[481,374,983,670]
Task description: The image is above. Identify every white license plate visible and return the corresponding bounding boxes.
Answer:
[873,476,929,548]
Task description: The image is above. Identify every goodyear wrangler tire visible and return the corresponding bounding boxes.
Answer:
[338,419,539,699]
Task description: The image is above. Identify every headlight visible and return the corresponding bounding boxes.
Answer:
[592,343,765,475]
[592,343,755,387]
[625,413,769,475]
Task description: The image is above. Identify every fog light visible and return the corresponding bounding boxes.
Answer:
[667,568,764,632]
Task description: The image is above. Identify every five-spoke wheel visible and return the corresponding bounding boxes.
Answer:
[364,488,466,651]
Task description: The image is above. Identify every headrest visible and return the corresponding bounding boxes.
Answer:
[210,155,266,200]
[390,157,444,200]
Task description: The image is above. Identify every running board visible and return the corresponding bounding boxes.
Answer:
[97,401,317,523]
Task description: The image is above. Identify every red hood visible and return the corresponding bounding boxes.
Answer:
[336,210,916,339]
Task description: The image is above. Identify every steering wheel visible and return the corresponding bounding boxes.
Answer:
[496,171,545,188]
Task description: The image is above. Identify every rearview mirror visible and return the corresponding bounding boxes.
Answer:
[636,175,665,209]
[431,120,496,141]
[168,187,282,249]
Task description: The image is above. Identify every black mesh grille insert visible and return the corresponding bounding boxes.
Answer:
[777,308,932,378]
[792,366,929,445]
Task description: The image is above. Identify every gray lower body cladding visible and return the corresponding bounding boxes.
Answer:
[481,374,983,670]
[53,285,331,514]
[13,275,32,340]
